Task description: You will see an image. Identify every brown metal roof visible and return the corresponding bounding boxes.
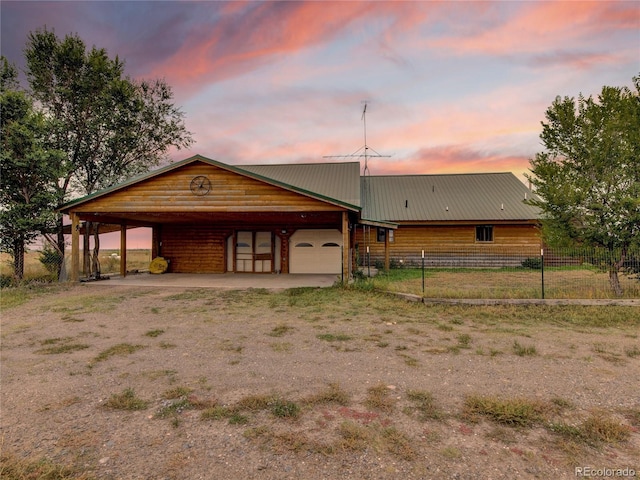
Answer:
[362,173,540,222]
[239,162,361,208]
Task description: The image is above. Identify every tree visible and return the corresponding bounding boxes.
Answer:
[22,29,192,278]
[527,74,640,295]
[0,57,63,280]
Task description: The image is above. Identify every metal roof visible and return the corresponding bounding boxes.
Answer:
[361,173,540,222]
[239,162,361,208]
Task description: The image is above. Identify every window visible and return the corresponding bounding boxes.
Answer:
[475,226,494,242]
[377,228,386,242]
[295,242,313,247]
[322,242,340,247]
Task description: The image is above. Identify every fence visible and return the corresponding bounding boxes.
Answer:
[363,246,640,299]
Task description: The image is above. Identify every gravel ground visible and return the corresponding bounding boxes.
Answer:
[1,283,639,479]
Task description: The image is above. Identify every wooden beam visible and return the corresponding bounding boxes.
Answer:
[384,228,390,271]
[70,213,80,282]
[120,222,127,277]
[342,212,349,282]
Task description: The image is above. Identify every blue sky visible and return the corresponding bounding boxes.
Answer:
[2,1,638,183]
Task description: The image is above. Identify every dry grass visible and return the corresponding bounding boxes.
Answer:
[103,388,149,411]
[0,450,94,480]
[364,384,396,413]
[462,395,548,427]
[91,343,145,365]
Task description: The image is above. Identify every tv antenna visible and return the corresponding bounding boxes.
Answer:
[323,101,391,177]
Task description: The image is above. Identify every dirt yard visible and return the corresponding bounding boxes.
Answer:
[1,283,639,479]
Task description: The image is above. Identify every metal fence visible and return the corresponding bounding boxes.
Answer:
[363,246,640,299]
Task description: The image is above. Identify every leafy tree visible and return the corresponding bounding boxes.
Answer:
[0,57,63,280]
[527,74,640,295]
[22,28,193,277]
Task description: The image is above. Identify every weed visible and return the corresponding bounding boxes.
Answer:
[581,412,631,444]
[0,450,93,480]
[271,399,301,419]
[36,342,90,355]
[462,395,547,427]
[228,412,249,425]
[489,348,503,357]
[457,333,472,348]
[364,384,395,413]
[162,386,193,399]
[144,329,164,338]
[512,340,537,356]
[316,333,353,342]
[103,388,149,411]
[91,343,145,365]
[376,341,389,348]
[440,446,462,459]
[398,354,419,367]
[405,390,442,421]
[201,406,231,421]
[624,345,640,358]
[234,394,274,412]
[270,342,292,353]
[268,324,294,337]
[304,383,350,406]
[158,342,176,349]
[550,397,575,411]
[437,323,454,332]
[623,407,640,427]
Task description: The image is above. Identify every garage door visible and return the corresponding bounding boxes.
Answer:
[290,229,342,274]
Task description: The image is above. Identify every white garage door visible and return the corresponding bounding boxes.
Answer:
[290,229,342,274]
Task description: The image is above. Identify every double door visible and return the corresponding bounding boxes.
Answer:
[235,231,273,273]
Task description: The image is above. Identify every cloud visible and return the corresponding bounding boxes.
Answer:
[428,1,639,57]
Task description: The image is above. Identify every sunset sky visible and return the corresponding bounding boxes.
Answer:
[2,1,639,249]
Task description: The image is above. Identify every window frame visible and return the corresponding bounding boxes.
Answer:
[475,225,494,243]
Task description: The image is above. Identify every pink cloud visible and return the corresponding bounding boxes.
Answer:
[429,1,639,57]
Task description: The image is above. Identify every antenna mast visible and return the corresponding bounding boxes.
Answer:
[323,101,391,176]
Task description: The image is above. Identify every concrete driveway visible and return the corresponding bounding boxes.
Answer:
[81,272,340,290]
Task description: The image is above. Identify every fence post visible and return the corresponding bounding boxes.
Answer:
[367,245,370,277]
[422,249,425,297]
[541,248,545,299]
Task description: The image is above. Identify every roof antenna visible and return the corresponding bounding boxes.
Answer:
[323,101,391,177]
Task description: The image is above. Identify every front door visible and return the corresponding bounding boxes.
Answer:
[235,231,273,273]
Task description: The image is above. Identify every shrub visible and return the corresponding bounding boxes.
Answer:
[39,245,63,275]
[521,257,542,269]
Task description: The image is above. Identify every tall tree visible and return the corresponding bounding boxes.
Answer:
[527,74,640,295]
[0,57,62,279]
[23,29,193,277]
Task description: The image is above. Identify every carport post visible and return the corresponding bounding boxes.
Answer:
[342,212,349,283]
[70,213,80,282]
[120,222,127,277]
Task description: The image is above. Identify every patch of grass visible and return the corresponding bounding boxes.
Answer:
[303,383,351,407]
[270,398,301,419]
[103,388,149,411]
[164,289,212,301]
[457,333,472,348]
[228,412,249,425]
[268,324,294,337]
[0,450,94,480]
[270,342,292,353]
[162,386,193,399]
[398,353,419,367]
[316,333,353,342]
[158,341,176,349]
[91,343,145,365]
[512,340,537,356]
[35,337,89,355]
[233,394,275,412]
[364,383,395,413]
[624,345,640,358]
[549,412,631,446]
[144,329,164,338]
[376,341,389,348]
[405,390,443,421]
[201,406,232,421]
[462,395,547,427]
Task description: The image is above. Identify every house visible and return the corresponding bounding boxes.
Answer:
[59,154,540,281]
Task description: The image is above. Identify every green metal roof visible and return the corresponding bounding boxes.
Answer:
[362,173,540,222]
[238,162,361,208]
